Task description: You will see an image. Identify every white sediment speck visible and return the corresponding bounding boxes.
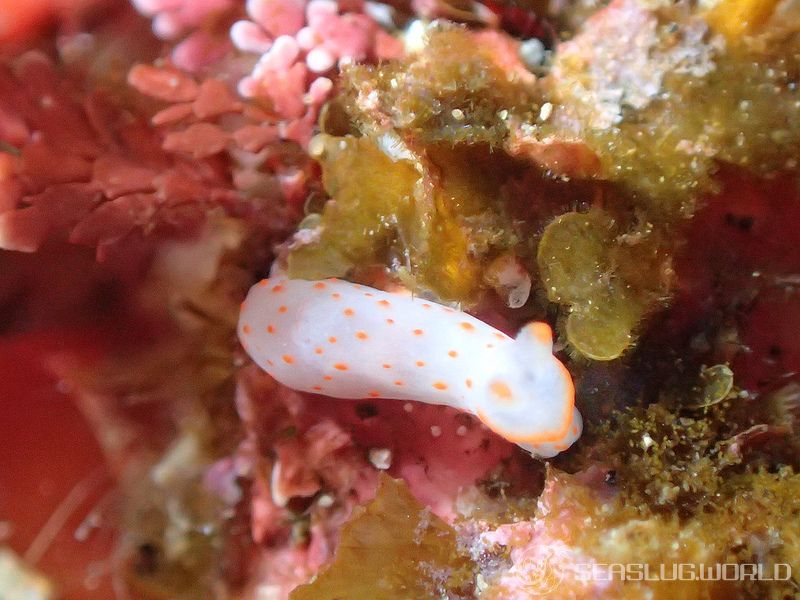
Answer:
[519,37,545,70]
[255,584,283,600]
[430,425,442,438]
[539,102,553,122]
[475,573,489,592]
[368,448,393,470]
[317,493,335,508]
[364,1,396,28]
[404,19,428,54]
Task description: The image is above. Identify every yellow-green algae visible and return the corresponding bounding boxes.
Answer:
[341,25,539,145]
[548,0,800,215]
[542,394,800,599]
[514,376,799,598]
[288,133,518,301]
[704,0,782,40]
[290,475,474,600]
[537,209,672,360]
[689,364,735,408]
[535,0,800,356]
[289,24,541,301]
[288,134,423,283]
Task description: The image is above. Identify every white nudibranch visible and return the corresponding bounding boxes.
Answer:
[238,278,582,457]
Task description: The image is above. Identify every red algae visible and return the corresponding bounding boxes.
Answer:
[0,4,321,269]
[0,0,107,44]
[0,52,303,259]
[127,64,200,102]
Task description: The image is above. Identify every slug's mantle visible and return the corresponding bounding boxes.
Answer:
[238,278,582,457]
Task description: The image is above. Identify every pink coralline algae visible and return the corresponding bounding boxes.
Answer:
[232,0,400,122]
[131,0,236,73]
[131,0,236,39]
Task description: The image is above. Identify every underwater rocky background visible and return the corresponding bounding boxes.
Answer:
[1,0,800,598]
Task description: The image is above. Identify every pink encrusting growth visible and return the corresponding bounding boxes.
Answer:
[238,278,582,457]
[232,0,401,121]
[132,0,236,39]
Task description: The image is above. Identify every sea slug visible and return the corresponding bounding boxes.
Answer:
[238,278,582,457]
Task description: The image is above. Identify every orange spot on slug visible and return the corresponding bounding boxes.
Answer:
[334,363,349,371]
[332,292,341,299]
[314,282,326,289]
[466,378,473,388]
[344,308,355,317]
[490,381,514,403]
[448,350,458,358]
[266,325,275,334]
[315,347,324,355]
[282,354,294,364]
[433,381,448,390]
[382,364,392,369]
[378,299,391,307]
[416,360,425,367]
[526,322,553,345]
[242,325,251,334]
[272,284,284,293]
[356,331,369,340]
[329,337,337,343]
[460,322,475,331]
[323,375,333,381]
[413,329,424,336]
[278,306,288,313]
